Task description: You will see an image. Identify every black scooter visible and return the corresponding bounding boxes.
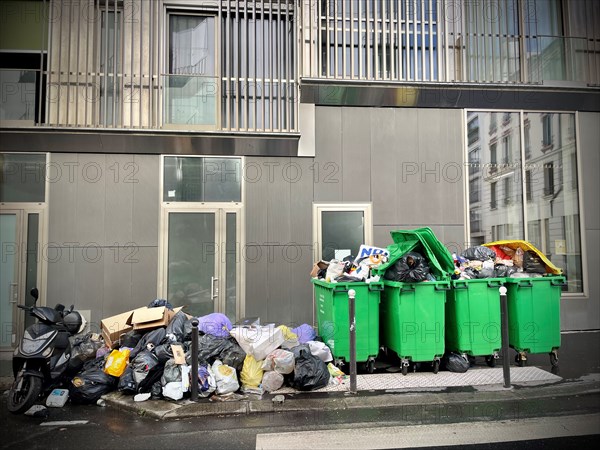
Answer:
[8,288,85,414]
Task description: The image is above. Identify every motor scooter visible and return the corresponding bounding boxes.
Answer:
[7,288,86,414]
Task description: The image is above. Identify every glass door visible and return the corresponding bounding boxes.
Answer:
[160,207,241,320]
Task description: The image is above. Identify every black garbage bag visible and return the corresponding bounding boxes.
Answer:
[442,352,470,373]
[220,338,246,372]
[138,362,166,393]
[148,298,174,309]
[161,359,182,385]
[69,366,118,404]
[186,334,233,366]
[118,365,138,394]
[69,332,104,372]
[494,264,517,278]
[130,328,167,359]
[291,347,330,391]
[183,319,196,342]
[166,310,188,343]
[151,380,163,399]
[384,252,431,282]
[461,246,496,261]
[131,350,159,384]
[120,330,144,349]
[523,251,546,274]
[155,342,183,363]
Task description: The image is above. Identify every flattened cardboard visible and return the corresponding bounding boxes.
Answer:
[310,260,329,278]
[130,306,184,330]
[171,344,185,364]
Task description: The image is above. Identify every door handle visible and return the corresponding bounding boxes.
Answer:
[9,282,18,304]
[211,276,219,301]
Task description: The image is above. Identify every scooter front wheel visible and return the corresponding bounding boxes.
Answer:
[7,375,42,414]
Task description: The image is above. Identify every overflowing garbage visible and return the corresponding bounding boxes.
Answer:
[311,245,389,283]
[64,299,342,405]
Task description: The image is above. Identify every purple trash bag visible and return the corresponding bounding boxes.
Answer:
[197,313,233,338]
[291,324,316,344]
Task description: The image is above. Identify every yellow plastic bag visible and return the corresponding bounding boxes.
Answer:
[277,325,299,349]
[240,355,264,388]
[104,348,130,377]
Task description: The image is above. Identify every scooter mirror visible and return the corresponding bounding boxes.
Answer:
[30,288,39,302]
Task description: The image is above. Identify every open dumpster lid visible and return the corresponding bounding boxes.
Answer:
[390,228,455,277]
[483,240,562,275]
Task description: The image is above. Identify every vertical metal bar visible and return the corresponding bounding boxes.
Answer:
[139,0,143,127]
[293,1,297,131]
[102,0,108,126]
[236,0,240,130]
[113,2,118,127]
[38,0,48,125]
[366,0,370,78]
[190,319,199,401]
[348,289,357,394]
[499,286,511,388]
[55,0,63,124]
[400,0,405,80]
[334,0,338,77]
[129,0,134,128]
[373,0,379,79]
[226,0,231,130]
[412,0,418,81]
[244,0,249,130]
[120,1,126,127]
[65,0,72,125]
[342,0,346,78]
[268,0,273,130]
[253,0,257,131]
[443,0,450,82]
[389,0,395,79]
[420,0,425,80]
[285,2,290,131]
[358,0,362,78]
[261,0,266,130]
[74,0,81,126]
[149,0,153,128]
[84,0,91,126]
[382,0,387,79]
[505,0,511,82]
[428,0,433,80]
[349,0,353,78]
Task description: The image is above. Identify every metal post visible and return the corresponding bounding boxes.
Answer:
[190,319,199,401]
[348,289,357,394]
[499,286,511,388]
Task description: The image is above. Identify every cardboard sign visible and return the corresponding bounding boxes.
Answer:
[171,344,185,365]
[355,245,390,262]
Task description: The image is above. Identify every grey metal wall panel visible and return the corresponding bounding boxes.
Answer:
[47,154,77,244]
[244,157,269,245]
[314,107,343,202]
[290,245,315,326]
[244,244,268,320]
[75,154,107,245]
[289,158,314,246]
[266,158,292,244]
[371,108,401,225]
[102,251,132,321]
[579,113,600,230]
[130,246,159,314]
[104,154,134,245]
[342,108,372,202]
[46,247,75,312]
[132,155,160,247]
[73,251,104,330]
[438,110,465,225]
[266,246,292,324]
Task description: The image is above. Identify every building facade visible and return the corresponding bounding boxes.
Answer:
[1,0,599,354]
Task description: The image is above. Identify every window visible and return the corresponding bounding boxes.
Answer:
[467,117,479,145]
[524,124,531,158]
[490,142,497,173]
[468,111,582,293]
[489,113,497,134]
[542,114,553,148]
[165,14,217,128]
[99,11,122,126]
[0,153,46,203]
[468,148,480,176]
[313,204,373,261]
[469,178,480,203]
[502,135,511,164]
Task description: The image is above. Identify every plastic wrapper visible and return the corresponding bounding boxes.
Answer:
[196,365,216,398]
[514,248,524,268]
[212,360,240,394]
[240,354,264,389]
[384,252,430,282]
[277,325,300,349]
[261,371,284,393]
[291,347,330,391]
[197,313,233,338]
[461,246,497,261]
[104,348,130,377]
[261,349,295,374]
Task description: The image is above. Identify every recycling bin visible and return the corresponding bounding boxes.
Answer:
[312,279,382,373]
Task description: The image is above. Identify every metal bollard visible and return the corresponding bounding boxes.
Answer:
[191,319,199,401]
[499,286,511,388]
[348,289,357,394]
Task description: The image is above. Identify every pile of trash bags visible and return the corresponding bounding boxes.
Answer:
[383,251,436,282]
[453,244,550,280]
[311,244,389,283]
[67,304,345,405]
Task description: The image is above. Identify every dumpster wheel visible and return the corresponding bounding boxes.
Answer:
[485,355,497,368]
[550,350,559,367]
[401,360,409,376]
[366,359,375,374]
[432,358,440,374]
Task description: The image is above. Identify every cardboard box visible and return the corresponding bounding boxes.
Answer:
[130,306,184,331]
[310,260,329,278]
[101,309,138,349]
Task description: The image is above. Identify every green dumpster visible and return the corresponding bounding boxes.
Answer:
[312,279,383,373]
[504,275,565,366]
[376,228,454,375]
[446,278,504,366]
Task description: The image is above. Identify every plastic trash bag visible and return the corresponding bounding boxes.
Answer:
[494,264,517,278]
[277,325,300,349]
[130,328,166,360]
[291,324,316,344]
[291,347,330,391]
[219,339,246,372]
[166,311,188,343]
[118,365,137,394]
[327,363,345,377]
[461,246,497,261]
[161,359,182,385]
[212,360,240,394]
[307,341,333,363]
[151,380,162,399]
[120,330,144,349]
[137,361,165,393]
[261,371,284,393]
[162,381,184,401]
[230,325,285,361]
[477,260,496,279]
[195,365,216,398]
[69,333,104,371]
[523,251,546,274]
[443,352,470,373]
[131,350,159,384]
[104,348,130,377]
[325,260,345,282]
[197,313,233,338]
[240,355,264,389]
[69,366,118,404]
[384,252,431,282]
[148,298,173,309]
[189,334,234,366]
[261,349,295,375]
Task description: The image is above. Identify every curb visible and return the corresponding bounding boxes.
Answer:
[101,379,600,420]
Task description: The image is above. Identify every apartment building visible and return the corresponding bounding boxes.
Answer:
[1,0,599,353]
